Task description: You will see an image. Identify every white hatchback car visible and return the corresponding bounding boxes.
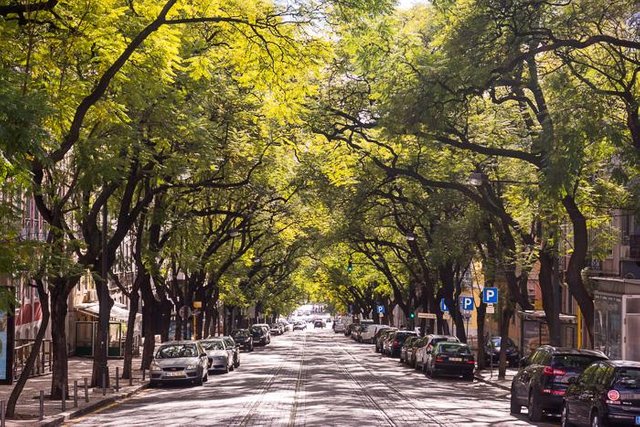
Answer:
[360,324,391,344]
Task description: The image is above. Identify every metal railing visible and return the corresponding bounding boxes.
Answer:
[14,339,53,380]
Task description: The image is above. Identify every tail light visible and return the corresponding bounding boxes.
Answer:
[467,359,476,365]
[435,356,444,363]
[543,366,566,376]
[607,390,620,401]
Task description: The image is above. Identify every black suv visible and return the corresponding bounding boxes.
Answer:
[510,345,607,421]
[562,360,640,427]
[231,329,254,352]
[485,336,520,367]
[250,325,270,345]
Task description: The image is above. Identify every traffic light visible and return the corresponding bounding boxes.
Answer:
[347,260,353,273]
[409,312,415,319]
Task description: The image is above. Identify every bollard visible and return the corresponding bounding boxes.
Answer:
[102,372,106,396]
[1,399,5,427]
[142,369,145,381]
[84,378,89,402]
[74,380,78,407]
[61,384,66,411]
[115,367,120,392]
[39,390,44,421]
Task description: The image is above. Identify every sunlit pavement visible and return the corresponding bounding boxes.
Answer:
[66,326,559,426]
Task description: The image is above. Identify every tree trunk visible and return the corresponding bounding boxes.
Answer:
[539,243,562,346]
[50,283,69,400]
[122,287,139,379]
[562,194,594,347]
[7,279,50,417]
[498,305,514,380]
[91,273,114,388]
[140,275,156,370]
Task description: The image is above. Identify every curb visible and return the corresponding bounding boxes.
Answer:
[474,373,512,392]
[38,383,150,426]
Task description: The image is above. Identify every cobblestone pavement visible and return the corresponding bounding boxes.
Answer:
[65,327,560,426]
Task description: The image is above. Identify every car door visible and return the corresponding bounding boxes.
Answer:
[515,349,543,402]
[572,363,601,425]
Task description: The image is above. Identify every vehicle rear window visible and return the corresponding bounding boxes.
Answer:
[615,368,640,389]
[438,343,471,355]
[551,354,605,369]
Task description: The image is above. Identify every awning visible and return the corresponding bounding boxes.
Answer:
[75,302,140,323]
[519,310,577,324]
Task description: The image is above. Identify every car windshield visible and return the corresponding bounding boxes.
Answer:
[156,344,197,358]
[251,326,263,333]
[232,330,248,337]
[615,368,640,389]
[200,340,224,351]
[437,343,471,355]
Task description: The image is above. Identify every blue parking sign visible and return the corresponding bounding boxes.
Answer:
[460,296,474,311]
[439,298,449,312]
[377,305,385,314]
[482,287,499,304]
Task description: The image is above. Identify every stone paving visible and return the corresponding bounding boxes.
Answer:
[0,356,148,426]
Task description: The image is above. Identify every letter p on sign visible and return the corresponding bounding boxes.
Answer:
[482,287,499,304]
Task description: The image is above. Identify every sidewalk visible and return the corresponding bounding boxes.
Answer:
[474,366,517,392]
[0,357,149,426]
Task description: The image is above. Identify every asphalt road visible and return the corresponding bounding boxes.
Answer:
[66,325,559,426]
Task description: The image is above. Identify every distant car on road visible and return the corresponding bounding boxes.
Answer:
[293,321,307,331]
[314,319,326,329]
[199,338,234,373]
[510,345,607,422]
[383,330,418,358]
[425,341,475,380]
[250,325,271,345]
[485,336,520,367]
[231,329,254,352]
[150,341,208,386]
[561,359,640,427]
[333,320,346,333]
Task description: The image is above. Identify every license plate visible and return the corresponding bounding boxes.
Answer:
[635,415,640,425]
[165,371,185,377]
[450,357,462,362]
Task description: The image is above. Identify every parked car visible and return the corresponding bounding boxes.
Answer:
[293,321,307,331]
[333,320,346,333]
[231,329,254,352]
[399,336,420,364]
[345,322,359,337]
[314,319,326,329]
[485,336,520,367]
[250,325,271,345]
[375,328,397,353]
[415,335,460,371]
[222,336,240,368]
[561,360,640,427]
[270,323,284,335]
[510,345,608,421]
[403,336,428,367]
[199,338,234,373]
[150,341,208,386]
[383,330,418,358]
[360,324,391,344]
[425,341,475,380]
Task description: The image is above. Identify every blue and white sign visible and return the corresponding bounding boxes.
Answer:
[482,287,499,304]
[377,305,385,314]
[460,296,474,311]
[439,298,449,312]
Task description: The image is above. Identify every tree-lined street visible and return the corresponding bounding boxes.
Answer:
[67,326,554,427]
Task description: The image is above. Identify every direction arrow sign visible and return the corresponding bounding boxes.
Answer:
[439,299,449,312]
[482,287,499,304]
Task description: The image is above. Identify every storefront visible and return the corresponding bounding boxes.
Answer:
[518,310,577,355]
[75,302,141,358]
[592,277,640,361]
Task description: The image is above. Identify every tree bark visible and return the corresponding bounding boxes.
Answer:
[7,279,50,417]
[91,270,114,387]
[562,194,594,347]
[539,243,562,346]
[50,281,70,400]
[122,287,139,379]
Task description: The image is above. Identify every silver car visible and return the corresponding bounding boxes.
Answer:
[149,341,208,386]
[199,338,234,373]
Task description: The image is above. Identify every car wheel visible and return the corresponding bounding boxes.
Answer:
[464,373,474,381]
[561,403,574,427]
[195,371,204,386]
[224,363,230,374]
[230,363,234,372]
[203,372,208,383]
[509,388,521,414]
[149,380,158,388]
[528,390,543,422]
